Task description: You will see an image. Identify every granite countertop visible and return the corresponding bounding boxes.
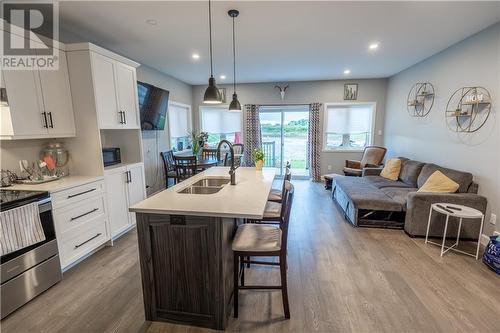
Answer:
[130,167,275,219]
[6,175,104,193]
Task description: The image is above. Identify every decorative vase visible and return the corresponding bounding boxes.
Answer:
[255,159,264,171]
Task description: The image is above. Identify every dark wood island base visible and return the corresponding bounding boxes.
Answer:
[136,213,241,330]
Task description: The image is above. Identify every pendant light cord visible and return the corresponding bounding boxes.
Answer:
[232,15,236,94]
[208,0,214,78]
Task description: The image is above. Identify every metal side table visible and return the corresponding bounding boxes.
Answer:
[425,203,485,259]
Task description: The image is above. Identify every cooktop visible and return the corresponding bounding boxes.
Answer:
[0,189,50,211]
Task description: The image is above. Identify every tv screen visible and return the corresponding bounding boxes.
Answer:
[137,81,169,130]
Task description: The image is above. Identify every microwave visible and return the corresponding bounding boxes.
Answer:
[102,148,121,167]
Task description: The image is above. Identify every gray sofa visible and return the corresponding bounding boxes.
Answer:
[332,157,487,238]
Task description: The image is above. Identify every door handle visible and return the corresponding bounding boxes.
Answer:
[48,112,54,128]
[42,112,48,128]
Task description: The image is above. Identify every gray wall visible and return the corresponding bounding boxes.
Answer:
[384,22,500,236]
[137,65,193,195]
[192,79,388,175]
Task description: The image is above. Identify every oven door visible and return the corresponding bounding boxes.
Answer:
[1,199,59,283]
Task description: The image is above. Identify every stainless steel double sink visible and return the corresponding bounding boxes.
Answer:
[177,178,230,194]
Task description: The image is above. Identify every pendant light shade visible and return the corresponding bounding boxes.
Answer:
[203,0,222,104]
[204,77,221,103]
[227,9,241,112]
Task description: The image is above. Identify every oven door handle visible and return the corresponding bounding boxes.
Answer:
[70,208,99,221]
[74,233,102,249]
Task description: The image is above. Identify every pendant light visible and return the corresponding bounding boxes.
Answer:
[228,9,241,111]
[203,0,222,104]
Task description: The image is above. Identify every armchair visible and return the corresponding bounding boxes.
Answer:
[343,146,387,177]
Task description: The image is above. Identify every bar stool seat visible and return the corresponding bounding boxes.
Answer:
[267,189,282,202]
[263,201,281,218]
[232,224,282,252]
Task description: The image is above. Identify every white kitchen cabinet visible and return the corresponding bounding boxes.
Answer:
[115,62,140,129]
[104,163,146,238]
[0,32,76,140]
[90,52,139,129]
[38,50,76,137]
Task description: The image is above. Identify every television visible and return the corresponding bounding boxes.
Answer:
[137,81,170,130]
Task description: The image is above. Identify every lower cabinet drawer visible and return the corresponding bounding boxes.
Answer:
[59,215,108,269]
[52,181,105,209]
[54,195,106,234]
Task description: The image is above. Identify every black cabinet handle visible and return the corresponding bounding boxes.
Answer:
[125,170,132,183]
[67,188,96,199]
[70,208,99,221]
[74,233,101,249]
[128,170,132,183]
[42,112,48,128]
[122,111,126,124]
[118,111,123,124]
[48,112,54,128]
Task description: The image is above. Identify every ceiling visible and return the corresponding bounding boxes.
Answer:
[59,1,500,85]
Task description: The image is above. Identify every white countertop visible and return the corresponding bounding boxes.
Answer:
[130,167,275,219]
[6,175,104,193]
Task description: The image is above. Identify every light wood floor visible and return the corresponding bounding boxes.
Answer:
[2,180,499,333]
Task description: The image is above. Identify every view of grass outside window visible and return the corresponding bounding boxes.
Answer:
[260,106,310,177]
[324,104,374,150]
[200,106,242,147]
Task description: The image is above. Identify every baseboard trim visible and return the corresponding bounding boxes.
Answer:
[481,231,500,245]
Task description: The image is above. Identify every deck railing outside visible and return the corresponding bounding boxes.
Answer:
[262,141,276,167]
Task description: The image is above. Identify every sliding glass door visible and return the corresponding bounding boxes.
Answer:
[259,105,309,178]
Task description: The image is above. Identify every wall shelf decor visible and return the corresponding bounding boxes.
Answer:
[407,82,434,117]
[445,86,491,133]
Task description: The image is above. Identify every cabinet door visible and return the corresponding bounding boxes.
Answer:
[91,52,120,129]
[115,62,139,129]
[1,34,46,137]
[126,163,146,226]
[104,168,130,237]
[38,50,76,137]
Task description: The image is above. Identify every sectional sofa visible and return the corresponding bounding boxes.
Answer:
[332,157,487,238]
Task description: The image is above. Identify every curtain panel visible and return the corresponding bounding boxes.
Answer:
[308,103,322,181]
[243,104,262,166]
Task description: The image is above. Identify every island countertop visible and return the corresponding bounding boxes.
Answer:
[129,167,275,219]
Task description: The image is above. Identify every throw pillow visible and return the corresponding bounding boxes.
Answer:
[418,170,459,193]
[380,158,402,181]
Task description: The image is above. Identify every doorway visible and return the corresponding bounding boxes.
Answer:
[259,105,310,178]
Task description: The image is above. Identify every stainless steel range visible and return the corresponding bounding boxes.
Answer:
[0,189,62,319]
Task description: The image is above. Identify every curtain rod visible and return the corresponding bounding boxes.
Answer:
[259,103,311,106]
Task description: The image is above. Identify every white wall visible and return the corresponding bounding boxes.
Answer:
[384,22,500,236]
[192,79,388,175]
[137,65,193,195]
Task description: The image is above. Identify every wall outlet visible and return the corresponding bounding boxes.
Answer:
[489,213,497,225]
[327,165,332,171]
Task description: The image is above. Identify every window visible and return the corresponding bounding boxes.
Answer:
[200,106,242,147]
[324,103,375,151]
[168,102,191,152]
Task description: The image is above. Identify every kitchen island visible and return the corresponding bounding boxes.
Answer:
[129,167,275,330]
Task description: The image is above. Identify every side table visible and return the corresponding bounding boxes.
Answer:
[425,203,484,259]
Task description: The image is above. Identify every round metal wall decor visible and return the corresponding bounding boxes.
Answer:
[407,82,435,117]
[445,86,491,133]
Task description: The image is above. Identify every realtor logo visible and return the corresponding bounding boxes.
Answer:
[2,1,59,70]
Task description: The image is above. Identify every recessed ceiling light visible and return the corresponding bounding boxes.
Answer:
[145,19,157,25]
[192,53,200,60]
[343,69,351,75]
[219,74,226,80]
[369,42,379,50]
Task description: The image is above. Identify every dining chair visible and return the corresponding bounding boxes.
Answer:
[232,181,294,319]
[202,148,218,159]
[173,155,197,181]
[268,162,291,202]
[160,150,178,188]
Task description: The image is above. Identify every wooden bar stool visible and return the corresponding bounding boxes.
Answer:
[232,181,294,319]
[268,163,291,202]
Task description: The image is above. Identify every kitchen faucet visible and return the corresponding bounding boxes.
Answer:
[216,140,238,185]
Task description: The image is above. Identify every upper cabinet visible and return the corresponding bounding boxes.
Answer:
[90,50,139,129]
[0,32,76,140]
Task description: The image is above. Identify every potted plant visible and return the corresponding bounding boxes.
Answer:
[253,148,265,170]
[189,131,201,156]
